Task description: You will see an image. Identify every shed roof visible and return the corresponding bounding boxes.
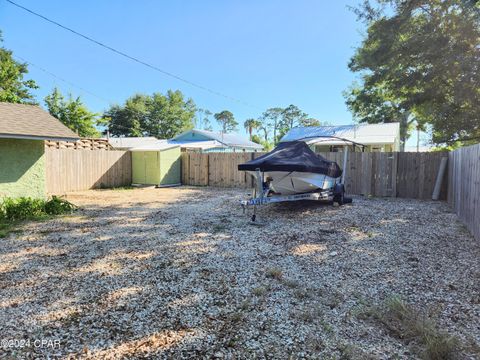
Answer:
[108,137,159,149]
[172,129,263,149]
[130,140,180,151]
[280,123,400,145]
[0,102,79,141]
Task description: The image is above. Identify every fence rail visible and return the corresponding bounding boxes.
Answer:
[448,143,480,241]
[46,149,131,194]
[181,151,449,200]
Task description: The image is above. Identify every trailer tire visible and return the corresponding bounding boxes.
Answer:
[333,184,345,205]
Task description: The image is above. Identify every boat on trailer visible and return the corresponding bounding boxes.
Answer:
[238,139,356,221]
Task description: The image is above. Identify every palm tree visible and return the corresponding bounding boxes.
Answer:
[244,118,261,140]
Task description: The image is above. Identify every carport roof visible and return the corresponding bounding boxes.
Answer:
[0,102,79,141]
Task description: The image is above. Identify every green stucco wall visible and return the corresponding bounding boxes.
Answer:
[0,139,46,199]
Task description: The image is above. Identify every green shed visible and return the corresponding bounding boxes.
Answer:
[131,142,181,186]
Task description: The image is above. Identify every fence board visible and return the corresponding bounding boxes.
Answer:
[448,144,480,241]
[46,148,131,194]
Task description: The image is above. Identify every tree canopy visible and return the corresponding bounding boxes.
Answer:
[345,0,480,146]
[102,90,196,138]
[243,118,261,140]
[44,88,100,137]
[0,32,38,104]
[214,110,238,133]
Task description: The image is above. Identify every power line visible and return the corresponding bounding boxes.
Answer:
[6,0,260,110]
[15,55,114,105]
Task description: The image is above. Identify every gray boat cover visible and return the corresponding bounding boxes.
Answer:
[238,141,342,178]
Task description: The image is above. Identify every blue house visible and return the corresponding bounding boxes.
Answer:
[171,129,263,152]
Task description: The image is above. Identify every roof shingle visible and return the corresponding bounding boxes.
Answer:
[0,102,79,141]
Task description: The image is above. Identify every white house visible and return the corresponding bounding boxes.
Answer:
[281,123,401,152]
[170,129,263,152]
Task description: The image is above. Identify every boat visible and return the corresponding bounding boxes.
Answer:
[238,141,343,196]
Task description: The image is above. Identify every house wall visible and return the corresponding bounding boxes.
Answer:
[0,139,46,199]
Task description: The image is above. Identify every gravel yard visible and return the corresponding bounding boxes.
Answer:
[0,187,479,359]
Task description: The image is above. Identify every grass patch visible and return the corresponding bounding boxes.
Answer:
[252,286,268,296]
[110,186,135,191]
[212,224,227,233]
[265,267,283,280]
[0,196,76,238]
[361,296,460,360]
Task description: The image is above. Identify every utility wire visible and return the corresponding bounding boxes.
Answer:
[15,55,114,105]
[6,0,260,109]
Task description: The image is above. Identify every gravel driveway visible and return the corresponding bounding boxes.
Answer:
[0,187,479,359]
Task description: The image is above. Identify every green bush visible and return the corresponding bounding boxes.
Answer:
[44,196,77,215]
[0,196,76,222]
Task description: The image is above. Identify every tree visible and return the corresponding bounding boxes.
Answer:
[44,88,100,137]
[278,104,308,139]
[346,0,480,145]
[196,108,213,131]
[101,94,148,137]
[260,107,283,144]
[0,32,38,104]
[214,110,238,133]
[251,134,262,144]
[243,118,261,140]
[300,118,322,127]
[102,90,196,138]
[146,91,195,138]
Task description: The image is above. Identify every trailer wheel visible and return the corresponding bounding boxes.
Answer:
[333,184,345,205]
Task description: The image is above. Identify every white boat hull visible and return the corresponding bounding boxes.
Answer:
[248,171,339,195]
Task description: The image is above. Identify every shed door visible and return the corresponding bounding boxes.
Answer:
[145,151,160,185]
[132,152,146,184]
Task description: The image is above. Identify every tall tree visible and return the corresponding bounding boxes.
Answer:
[196,108,213,131]
[243,118,261,140]
[0,32,38,104]
[260,107,284,144]
[102,90,196,138]
[278,104,308,139]
[44,88,100,137]
[214,110,238,133]
[346,0,480,145]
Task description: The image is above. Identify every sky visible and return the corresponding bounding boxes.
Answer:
[1,0,367,138]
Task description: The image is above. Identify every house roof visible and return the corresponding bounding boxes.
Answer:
[130,140,180,151]
[171,139,224,150]
[172,129,263,149]
[280,123,400,146]
[108,137,159,149]
[0,102,79,141]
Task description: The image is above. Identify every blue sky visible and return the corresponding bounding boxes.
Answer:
[1,0,365,137]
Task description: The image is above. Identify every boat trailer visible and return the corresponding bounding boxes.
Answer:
[241,144,354,222]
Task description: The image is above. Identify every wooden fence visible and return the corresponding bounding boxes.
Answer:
[46,149,131,194]
[448,143,480,241]
[181,151,449,200]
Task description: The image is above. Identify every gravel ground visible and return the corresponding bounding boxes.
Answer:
[0,187,479,359]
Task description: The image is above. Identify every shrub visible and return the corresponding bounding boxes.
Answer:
[44,196,77,215]
[0,196,76,222]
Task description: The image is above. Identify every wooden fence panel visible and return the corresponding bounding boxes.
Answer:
[397,152,448,199]
[180,151,449,200]
[448,144,480,241]
[46,149,131,194]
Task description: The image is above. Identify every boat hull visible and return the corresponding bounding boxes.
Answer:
[247,171,339,195]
